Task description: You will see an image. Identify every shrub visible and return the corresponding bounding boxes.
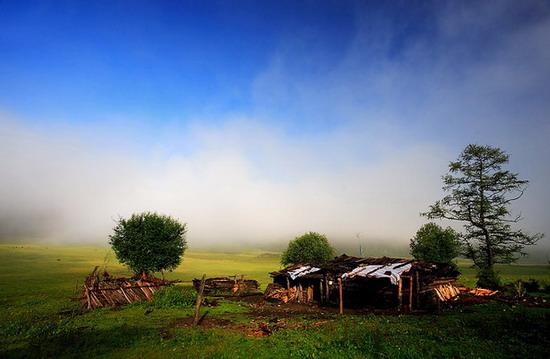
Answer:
[524,279,540,292]
[281,232,335,266]
[153,286,196,308]
[410,223,461,267]
[512,280,526,298]
[109,212,187,275]
[477,267,501,289]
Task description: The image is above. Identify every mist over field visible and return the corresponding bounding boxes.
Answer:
[1,1,549,256]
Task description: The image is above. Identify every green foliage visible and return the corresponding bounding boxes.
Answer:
[512,280,526,299]
[424,144,543,288]
[109,212,187,274]
[477,267,501,290]
[523,279,541,292]
[410,223,461,267]
[153,286,196,308]
[281,232,335,266]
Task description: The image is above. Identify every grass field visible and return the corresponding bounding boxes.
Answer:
[1,244,549,358]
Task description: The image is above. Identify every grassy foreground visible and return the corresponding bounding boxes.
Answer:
[0,244,549,358]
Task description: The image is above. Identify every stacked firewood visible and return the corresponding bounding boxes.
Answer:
[433,283,461,301]
[432,283,499,302]
[458,287,499,296]
[192,276,261,296]
[81,266,173,309]
[263,283,314,304]
[264,283,292,303]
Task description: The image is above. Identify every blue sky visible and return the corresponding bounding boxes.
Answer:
[1,0,358,126]
[1,1,549,250]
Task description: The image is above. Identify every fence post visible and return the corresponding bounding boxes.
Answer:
[193,274,206,326]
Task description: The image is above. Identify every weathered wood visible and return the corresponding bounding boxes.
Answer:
[397,279,403,311]
[409,275,414,311]
[120,288,132,303]
[193,274,206,326]
[192,277,260,296]
[319,278,324,303]
[85,288,91,309]
[338,277,343,315]
[91,284,169,291]
[81,268,174,309]
[415,271,420,308]
[268,254,461,311]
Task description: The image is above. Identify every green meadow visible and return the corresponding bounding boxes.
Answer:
[1,244,549,358]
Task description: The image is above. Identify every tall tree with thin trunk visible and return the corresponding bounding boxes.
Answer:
[423,144,542,288]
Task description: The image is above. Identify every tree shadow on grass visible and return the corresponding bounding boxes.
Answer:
[2,325,154,358]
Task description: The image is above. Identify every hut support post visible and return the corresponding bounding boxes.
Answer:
[408,275,413,311]
[397,279,403,311]
[319,279,324,304]
[415,272,420,309]
[338,276,343,315]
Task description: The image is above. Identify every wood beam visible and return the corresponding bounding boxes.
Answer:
[409,275,414,311]
[338,276,344,315]
[397,279,403,311]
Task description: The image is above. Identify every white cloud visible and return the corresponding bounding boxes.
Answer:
[0,1,548,252]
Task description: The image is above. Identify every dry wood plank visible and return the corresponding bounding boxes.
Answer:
[307,286,313,303]
[120,288,132,303]
[85,288,92,309]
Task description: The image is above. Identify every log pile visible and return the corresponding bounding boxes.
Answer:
[81,267,174,309]
[432,284,499,303]
[264,283,314,304]
[458,287,499,297]
[264,283,291,303]
[192,276,261,297]
[433,283,461,301]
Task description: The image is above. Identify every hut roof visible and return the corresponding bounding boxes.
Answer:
[271,254,459,283]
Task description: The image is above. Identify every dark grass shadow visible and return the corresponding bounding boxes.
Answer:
[1,325,153,358]
[197,310,210,325]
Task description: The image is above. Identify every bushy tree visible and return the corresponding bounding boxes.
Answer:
[424,144,542,288]
[410,223,461,267]
[281,232,335,266]
[109,212,187,275]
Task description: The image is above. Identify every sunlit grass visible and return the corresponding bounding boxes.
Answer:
[1,244,549,358]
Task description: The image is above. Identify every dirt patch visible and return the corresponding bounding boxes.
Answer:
[172,316,235,328]
[161,316,245,339]
[453,293,550,308]
[248,300,403,319]
[493,294,550,308]
[166,312,331,337]
[223,294,265,304]
[249,301,335,317]
[455,295,492,305]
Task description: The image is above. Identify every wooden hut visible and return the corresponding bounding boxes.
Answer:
[266,255,459,312]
